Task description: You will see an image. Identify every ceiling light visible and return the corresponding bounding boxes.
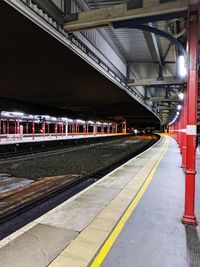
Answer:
[178,55,187,78]
[177,105,182,110]
[178,92,184,100]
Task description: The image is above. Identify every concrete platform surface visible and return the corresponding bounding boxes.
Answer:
[0,136,167,267]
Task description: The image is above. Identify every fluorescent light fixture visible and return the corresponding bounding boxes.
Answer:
[177,105,182,110]
[43,115,50,119]
[178,55,187,78]
[51,117,57,121]
[12,112,24,117]
[1,111,11,117]
[62,117,68,121]
[178,92,184,100]
[77,119,85,124]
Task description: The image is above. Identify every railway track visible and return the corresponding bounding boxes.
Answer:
[0,139,120,164]
[0,135,159,239]
[0,134,127,160]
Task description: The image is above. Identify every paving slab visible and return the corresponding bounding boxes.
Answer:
[41,199,104,231]
[49,255,86,267]
[61,239,100,264]
[77,186,121,205]
[97,167,141,189]
[0,224,78,267]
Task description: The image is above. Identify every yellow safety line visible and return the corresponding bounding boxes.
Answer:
[90,138,169,267]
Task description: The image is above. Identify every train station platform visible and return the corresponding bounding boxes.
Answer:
[0,133,120,145]
[0,136,200,267]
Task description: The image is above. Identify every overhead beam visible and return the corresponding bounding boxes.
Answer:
[129,77,184,86]
[63,0,188,32]
[146,96,180,101]
[156,106,176,110]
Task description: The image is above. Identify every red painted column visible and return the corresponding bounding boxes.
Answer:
[94,122,96,136]
[182,7,199,225]
[47,123,50,135]
[7,120,9,136]
[32,119,35,140]
[107,124,110,134]
[14,120,17,140]
[17,120,20,137]
[72,120,75,137]
[0,117,1,142]
[77,122,79,134]
[175,122,178,142]
[182,85,187,168]
[55,121,58,139]
[42,121,45,138]
[26,121,28,135]
[180,112,183,154]
[177,119,180,146]
[101,123,104,134]
[84,122,86,135]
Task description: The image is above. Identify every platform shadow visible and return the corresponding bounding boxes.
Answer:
[185,225,200,267]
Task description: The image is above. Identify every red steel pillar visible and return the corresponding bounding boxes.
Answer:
[55,121,58,139]
[26,121,28,135]
[14,120,17,140]
[87,122,89,135]
[32,119,35,140]
[17,120,20,137]
[182,85,187,168]
[182,7,199,225]
[0,117,1,142]
[107,124,110,134]
[122,119,126,134]
[84,122,86,135]
[42,121,45,138]
[101,123,104,134]
[93,122,96,136]
[72,120,75,137]
[174,121,178,142]
[62,122,64,137]
[47,123,50,135]
[180,111,183,154]
[7,120,9,136]
[177,119,180,146]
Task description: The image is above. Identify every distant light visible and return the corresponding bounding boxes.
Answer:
[77,119,85,124]
[43,115,50,119]
[177,105,182,110]
[62,117,68,121]
[1,111,11,117]
[178,55,187,78]
[12,112,24,117]
[178,92,184,100]
[176,111,180,116]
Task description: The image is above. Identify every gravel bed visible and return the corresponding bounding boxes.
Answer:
[0,136,155,180]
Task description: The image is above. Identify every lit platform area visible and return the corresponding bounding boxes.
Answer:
[0,111,126,145]
[0,136,200,267]
[0,133,123,145]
